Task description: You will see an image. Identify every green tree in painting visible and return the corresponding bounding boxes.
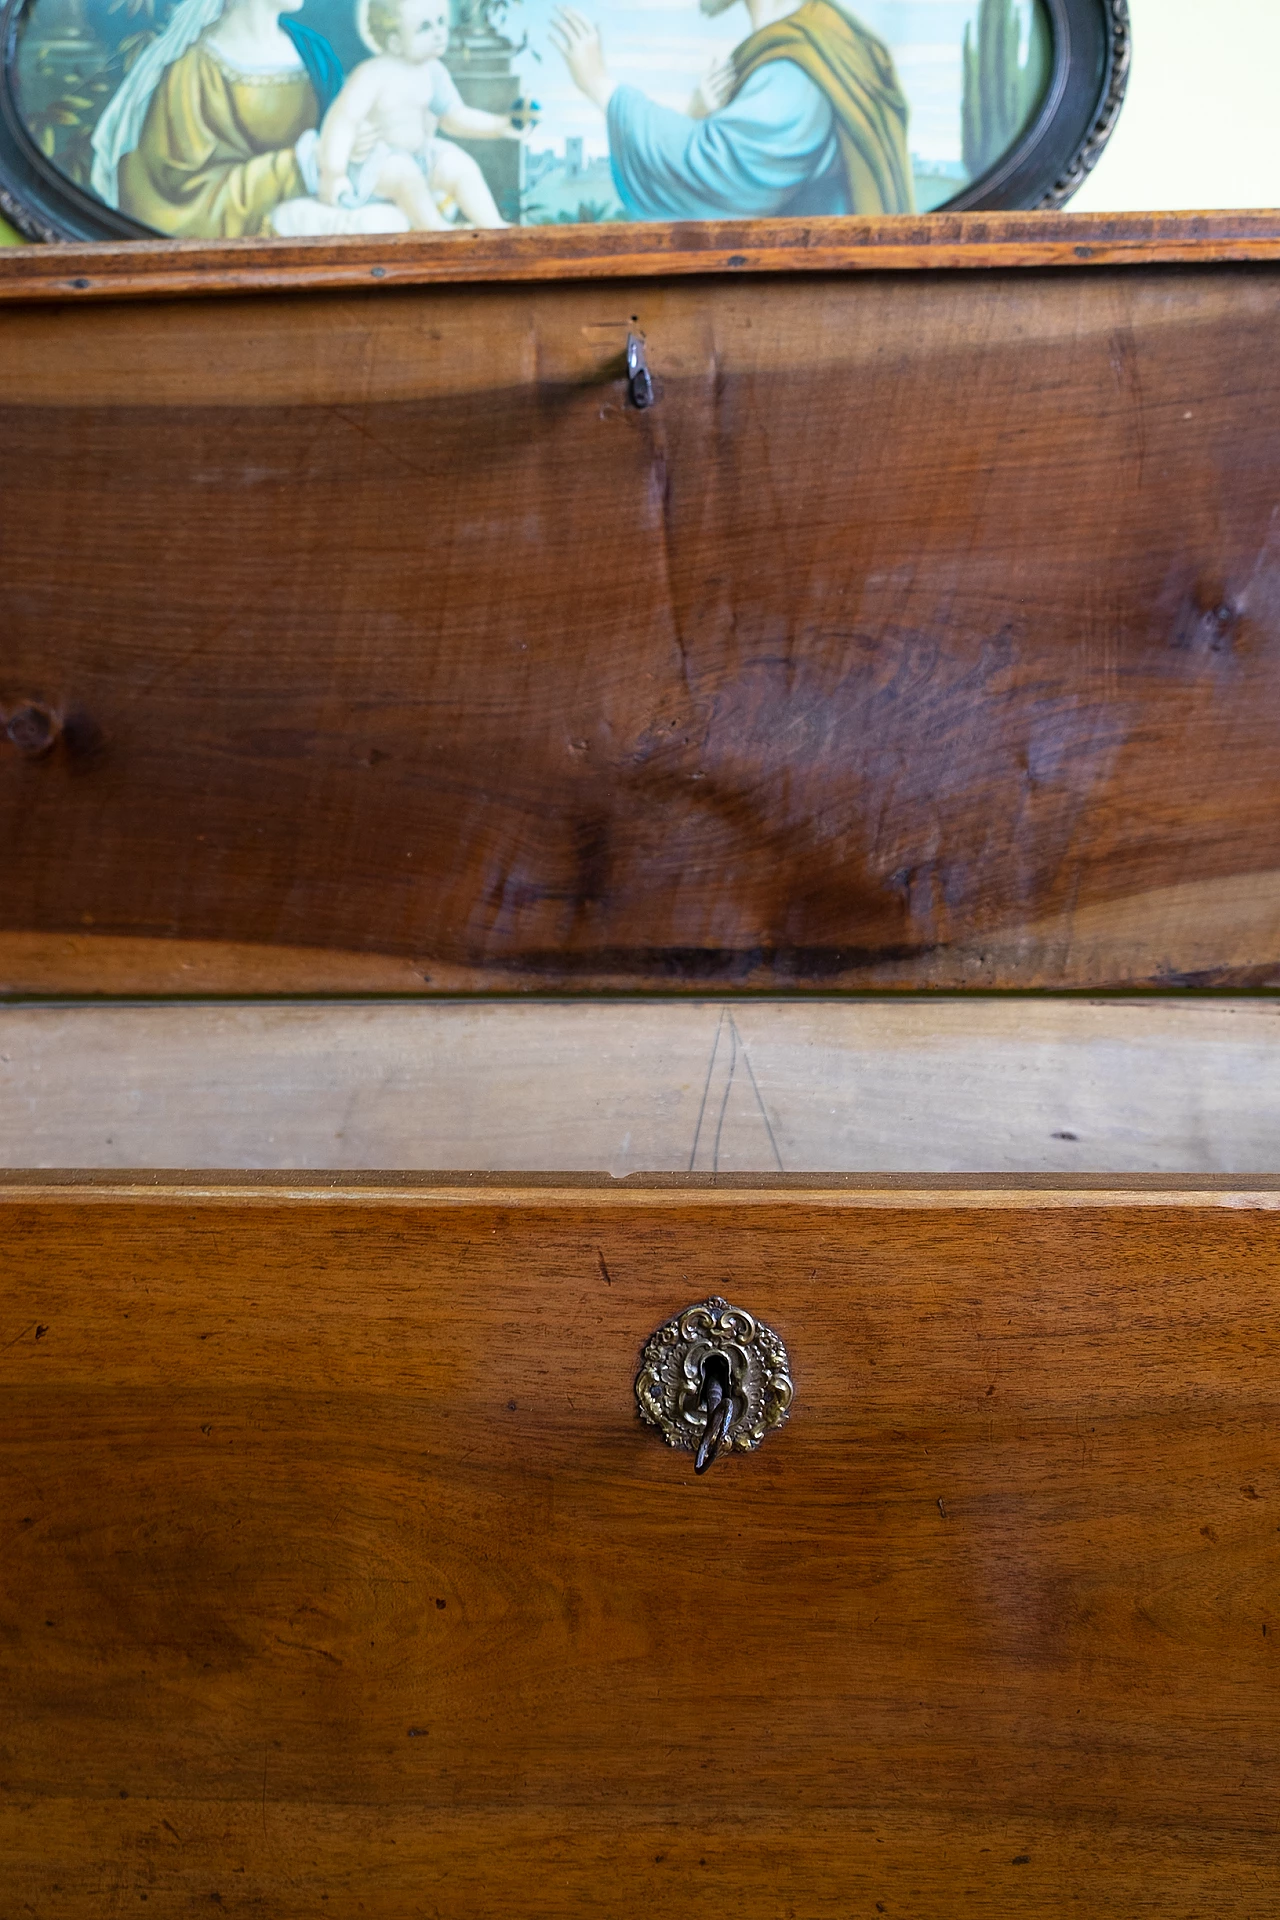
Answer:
[21,0,166,190]
[962,0,1051,180]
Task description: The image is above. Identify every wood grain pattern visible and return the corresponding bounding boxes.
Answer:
[6,997,1280,1174]
[7,230,1280,992]
[0,1178,1277,1915]
[1,210,1280,304]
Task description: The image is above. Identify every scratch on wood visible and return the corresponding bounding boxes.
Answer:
[737,1024,785,1173]
[273,1636,343,1665]
[695,1011,786,1174]
[688,1008,728,1172]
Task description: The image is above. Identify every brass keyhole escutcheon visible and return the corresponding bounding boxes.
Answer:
[635,1295,793,1472]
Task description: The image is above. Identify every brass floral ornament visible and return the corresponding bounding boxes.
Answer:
[636,1295,793,1472]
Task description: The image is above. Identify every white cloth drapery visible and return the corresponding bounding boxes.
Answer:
[89,0,226,207]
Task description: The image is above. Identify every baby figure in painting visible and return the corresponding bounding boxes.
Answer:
[312,0,531,229]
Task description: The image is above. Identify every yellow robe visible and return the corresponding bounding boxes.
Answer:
[118,43,315,239]
[732,0,915,216]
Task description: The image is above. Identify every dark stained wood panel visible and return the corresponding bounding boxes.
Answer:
[0,1177,1277,1914]
[5,228,1280,992]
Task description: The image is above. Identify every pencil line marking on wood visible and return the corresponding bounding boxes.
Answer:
[688,1009,728,1173]
[737,1020,785,1175]
[712,1015,739,1174]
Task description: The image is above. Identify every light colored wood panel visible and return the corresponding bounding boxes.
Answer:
[3,998,1280,1172]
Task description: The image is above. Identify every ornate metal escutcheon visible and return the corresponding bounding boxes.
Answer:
[635,1296,793,1473]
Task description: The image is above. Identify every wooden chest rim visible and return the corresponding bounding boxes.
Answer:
[3,208,1280,308]
[4,1171,1280,1210]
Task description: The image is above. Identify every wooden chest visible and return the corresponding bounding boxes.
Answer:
[2,1173,1279,1915]
[5,210,1280,994]
[3,213,1280,1916]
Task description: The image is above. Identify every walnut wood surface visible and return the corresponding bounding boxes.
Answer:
[0,1179,1276,1915]
[6,231,1280,992]
[1,210,1280,303]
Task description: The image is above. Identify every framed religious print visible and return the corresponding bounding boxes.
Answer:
[0,0,1127,240]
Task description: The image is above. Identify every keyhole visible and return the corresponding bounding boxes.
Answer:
[626,332,655,409]
[695,1351,734,1475]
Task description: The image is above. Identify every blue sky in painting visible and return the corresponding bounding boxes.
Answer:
[512,0,1045,168]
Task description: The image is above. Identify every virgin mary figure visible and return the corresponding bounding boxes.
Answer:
[89,0,345,237]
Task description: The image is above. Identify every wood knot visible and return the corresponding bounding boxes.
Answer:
[3,702,61,759]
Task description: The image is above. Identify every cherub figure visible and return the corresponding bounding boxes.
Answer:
[312,0,535,230]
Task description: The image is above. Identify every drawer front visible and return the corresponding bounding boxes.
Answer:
[1,1180,1277,1915]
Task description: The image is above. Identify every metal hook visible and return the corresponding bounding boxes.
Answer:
[694,1351,734,1474]
[626,332,655,410]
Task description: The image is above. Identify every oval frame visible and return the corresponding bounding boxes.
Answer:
[0,0,1129,243]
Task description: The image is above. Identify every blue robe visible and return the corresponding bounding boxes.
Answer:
[607,62,848,220]
[281,19,345,122]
